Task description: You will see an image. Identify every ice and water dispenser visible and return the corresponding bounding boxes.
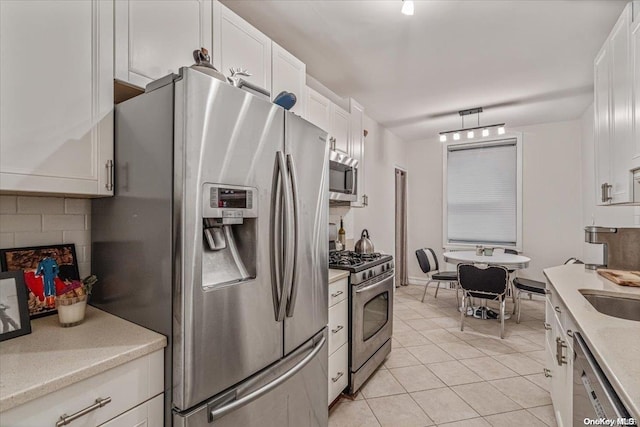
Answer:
[202,184,257,288]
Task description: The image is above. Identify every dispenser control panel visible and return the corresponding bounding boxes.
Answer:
[202,184,258,219]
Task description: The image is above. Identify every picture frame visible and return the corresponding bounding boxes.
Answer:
[0,271,31,342]
[0,244,80,319]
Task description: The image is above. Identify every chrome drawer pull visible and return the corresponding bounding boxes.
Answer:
[543,368,552,378]
[331,291,343,298]
[566,329,573,338]
[543,322,551,330]
[554,306,561,313]
[556,337,567,366]
[331,325,344,334]
[56,397,111,426]
[331,372,344,383]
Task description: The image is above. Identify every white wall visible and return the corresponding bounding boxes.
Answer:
[579,103,639,264]
[0,196,92,277]
[407,120,585,282]
[351,115,408,257]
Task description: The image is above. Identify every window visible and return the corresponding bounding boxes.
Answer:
[443,136,522,249]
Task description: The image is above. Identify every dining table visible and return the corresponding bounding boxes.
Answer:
[442,250,532,320]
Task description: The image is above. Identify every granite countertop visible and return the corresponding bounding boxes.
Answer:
[329,269,349,284]
[0,306,167,412]
[544,264,640,418]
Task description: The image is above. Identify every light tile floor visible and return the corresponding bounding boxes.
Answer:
[329,284,556,427]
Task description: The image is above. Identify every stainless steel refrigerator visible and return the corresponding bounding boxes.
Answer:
[91,67,329,427]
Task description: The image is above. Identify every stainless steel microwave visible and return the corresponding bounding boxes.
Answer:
[329,150,358,202]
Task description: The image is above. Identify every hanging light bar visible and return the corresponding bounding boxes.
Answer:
[439,107,506,142]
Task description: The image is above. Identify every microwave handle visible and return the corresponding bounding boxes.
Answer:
[351,167,357,196]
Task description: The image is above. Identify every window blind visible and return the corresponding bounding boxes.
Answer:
[447,140,517,246]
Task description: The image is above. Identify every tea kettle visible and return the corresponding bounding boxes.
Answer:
[355,229,375,254]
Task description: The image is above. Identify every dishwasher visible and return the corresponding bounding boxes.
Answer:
[573,332,634,425]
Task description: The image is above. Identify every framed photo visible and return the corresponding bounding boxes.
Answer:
[0,271,31,342]
[0,244,80,318]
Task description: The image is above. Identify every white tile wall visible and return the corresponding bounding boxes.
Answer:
[0,195,92,278]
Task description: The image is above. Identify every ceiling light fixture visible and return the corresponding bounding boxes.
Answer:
[401,0,414,16]
[439,107,506,142]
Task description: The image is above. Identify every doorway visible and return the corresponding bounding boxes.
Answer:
[395,168,408,287]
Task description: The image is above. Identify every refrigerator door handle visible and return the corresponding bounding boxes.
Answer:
[285,154,300,317]
[207,334,326,423]
[270,151,292,322]
[279,151,295,322]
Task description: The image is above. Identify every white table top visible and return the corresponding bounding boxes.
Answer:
[443,251,531,269]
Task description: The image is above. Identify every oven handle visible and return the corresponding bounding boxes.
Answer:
[355,271,394,293]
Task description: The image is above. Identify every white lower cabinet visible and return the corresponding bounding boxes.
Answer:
[1,350,164,427]
[328,275,349,405]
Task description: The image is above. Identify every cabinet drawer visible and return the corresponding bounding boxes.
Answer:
[328,299,348,355]
[328,343,348,404]
[99,393,163,427]
[2,350,163,427]
[329,277,348,307]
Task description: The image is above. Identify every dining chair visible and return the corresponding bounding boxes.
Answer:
[457,263,510,339]
[415,248,458,304]
[512,257,584,323]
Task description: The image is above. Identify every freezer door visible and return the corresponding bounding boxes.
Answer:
[283,113,329,355]
[175,68,286,410]
[173,330,328,427]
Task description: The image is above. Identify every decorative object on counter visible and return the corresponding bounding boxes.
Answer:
[354,229,374,254]
[338,217,346,248]
[0,271,31,341]
[438,107,506,142]
[56,275,98,327]
[0,244,80,319]
[483,247,494,256]
[475,245,484,256]
[596,269,640,287]
[273,91,297,110]
[191,47,226,82]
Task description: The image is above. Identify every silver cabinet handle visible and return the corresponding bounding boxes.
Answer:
[105,160,114,191]
[567,329,573,338]
[331,325,344,334]
[331,371,344,383]
[543,368,552,378]
[56,397,111,427]
[543,322,551,330]
[601,182,612,203]
[331,290,344,298]
[554,306,561,314]
[556,337,567,366]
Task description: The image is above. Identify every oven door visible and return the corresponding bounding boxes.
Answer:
[351,270,394,370]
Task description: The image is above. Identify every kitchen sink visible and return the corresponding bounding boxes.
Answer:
[579,290,640,321]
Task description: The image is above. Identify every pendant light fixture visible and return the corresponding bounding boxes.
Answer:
[439,107,506,142]
[401,0,414,16]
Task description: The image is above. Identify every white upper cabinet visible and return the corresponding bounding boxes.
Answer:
[306,88,332,132]
[594,3,636,205]
[349,99,367,207]
[213,1,272,94]
[271,42,307,117]
[330,104,351,155]
[115,0,212,89]
[0,0,114,197]
[632,11,640,169]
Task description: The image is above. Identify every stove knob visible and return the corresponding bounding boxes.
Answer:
[362,273,367,281]
[381,264,386,272]
[369,271,374,278]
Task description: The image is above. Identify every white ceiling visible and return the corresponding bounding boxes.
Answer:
[221,0,628,142]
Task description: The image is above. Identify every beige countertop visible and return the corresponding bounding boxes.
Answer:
[544,264,640,418]
[329,269,349,284]
[0,306,166,412]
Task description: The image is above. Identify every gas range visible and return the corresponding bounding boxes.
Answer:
[329,250,394,285]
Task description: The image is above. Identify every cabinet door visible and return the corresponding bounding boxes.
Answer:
[272,42,306,117]
[306,88,331,132]
[331,104,350,154]
[99,394,163,427]
[0,0,114,196]
[350,99,367,207]
[609,6,633,203]
[115,0,212,89]
[594,45,612,205]
[213,1,271,94]
[632,17,640,168]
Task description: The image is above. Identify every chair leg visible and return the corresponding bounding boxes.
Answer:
[500,297,505,339]
[434,282,441,298]
[517,290,522,324]
[421,280,432,302]
[460,295,466,332]
[454,282,459,307]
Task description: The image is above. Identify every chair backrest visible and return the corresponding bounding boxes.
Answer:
[415,248,439,274]
[457,263,509,299]
[564,257,584,265]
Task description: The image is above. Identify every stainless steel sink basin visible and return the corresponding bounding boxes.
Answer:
[579,290,640,321]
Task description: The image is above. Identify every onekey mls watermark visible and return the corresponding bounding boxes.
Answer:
[583,418,637,426]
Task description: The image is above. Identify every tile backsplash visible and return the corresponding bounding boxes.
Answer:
[0,196,91,277]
